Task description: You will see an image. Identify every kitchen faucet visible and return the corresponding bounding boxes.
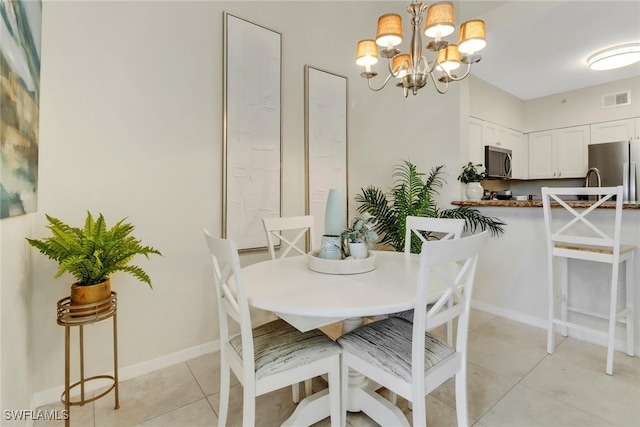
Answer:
[584,167,602,200]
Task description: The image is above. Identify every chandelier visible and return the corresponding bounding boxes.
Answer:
[355,1,487,97]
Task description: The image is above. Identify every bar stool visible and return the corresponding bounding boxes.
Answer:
[542,186,636,375]
[57,292,119,426]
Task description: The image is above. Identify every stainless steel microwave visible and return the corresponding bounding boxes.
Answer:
[484,146,512,179]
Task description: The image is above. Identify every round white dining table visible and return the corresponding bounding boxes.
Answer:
[241,250,454,427]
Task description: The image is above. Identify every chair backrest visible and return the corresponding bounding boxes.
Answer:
[541,186,624,259]
[262,215,316,260]
[411,231,488,380]
[203,230,255,377]
[404,216,465,254]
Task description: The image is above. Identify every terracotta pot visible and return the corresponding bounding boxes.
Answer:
[70,278,111,305]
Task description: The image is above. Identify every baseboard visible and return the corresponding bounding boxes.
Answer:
[471,300,638,355]
[31,339,220,409]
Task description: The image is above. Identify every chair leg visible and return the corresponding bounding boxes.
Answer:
[218,359,230,427]
[559,257,569,337]
[625,257,635,357]
[304,378,313,399]
[243,385,256,427]
[606,262,621,375]
[411,391,426,427]
[340,357,348,427]
[454,367,469,427]
[292,383,300,404]
[547,255,556,354]
[328,357,341,427]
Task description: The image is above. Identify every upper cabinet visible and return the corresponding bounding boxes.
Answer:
[482,121,511,150]
[590,118,640,144]
[509,129,527,179]
[468,117,523,176]
[528,125,590,179]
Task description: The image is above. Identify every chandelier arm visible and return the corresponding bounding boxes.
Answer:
[428,72,450,95]
[444,63,472,82]
[366,73,395,92]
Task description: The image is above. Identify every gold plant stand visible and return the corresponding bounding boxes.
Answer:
[57,292,119,426]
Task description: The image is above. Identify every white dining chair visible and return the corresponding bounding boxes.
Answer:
[262,215,316,402]
[390,216,466,344]
[542,186,635,375]
[338,231,488,427]
[263,215,316,260]
[203,230,341,427]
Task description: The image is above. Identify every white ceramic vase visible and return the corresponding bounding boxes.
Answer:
[324,188,346,236]
[465,182,484,201]
[348,242,368,259]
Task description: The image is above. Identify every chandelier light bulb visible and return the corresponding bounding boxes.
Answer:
[588,43,640,71]
[424,1,455,39]
[458,20,486,54]
[356,40,379,66]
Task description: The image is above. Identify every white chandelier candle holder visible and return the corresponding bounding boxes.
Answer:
[355,1,487,97]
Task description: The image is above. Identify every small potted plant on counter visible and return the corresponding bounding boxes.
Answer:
[341,213,378,259]
[26,212,162,306]
[458,162,488,201]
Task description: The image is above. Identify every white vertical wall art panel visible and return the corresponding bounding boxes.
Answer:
[223,13,281,250]
[304,66,347,250]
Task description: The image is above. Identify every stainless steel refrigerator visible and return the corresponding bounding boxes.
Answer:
[588,140,639,202]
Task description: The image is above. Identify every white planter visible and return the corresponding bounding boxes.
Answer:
[465,182,484,201]
[348,242,368,259]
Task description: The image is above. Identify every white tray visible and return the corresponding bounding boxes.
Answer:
[307,251,376,275]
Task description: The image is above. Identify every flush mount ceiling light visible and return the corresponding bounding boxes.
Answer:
[588,43,640,71]
[355,1,486,97]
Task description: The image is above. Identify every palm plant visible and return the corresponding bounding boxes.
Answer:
[355,160,505,253]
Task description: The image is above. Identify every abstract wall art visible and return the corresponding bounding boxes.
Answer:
[223,13,282,251]
[304,66,347,249]
[0,0,42,219]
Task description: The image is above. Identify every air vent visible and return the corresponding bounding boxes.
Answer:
[601,91,630,109]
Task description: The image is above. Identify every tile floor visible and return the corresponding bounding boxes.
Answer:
[34,310,640,427]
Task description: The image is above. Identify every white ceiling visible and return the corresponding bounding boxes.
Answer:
[458,1,640,100]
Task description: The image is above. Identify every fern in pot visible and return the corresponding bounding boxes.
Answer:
[27,212,162,306]
[341,213,378,259]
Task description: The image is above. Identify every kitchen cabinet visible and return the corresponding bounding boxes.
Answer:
[482,121,511,149]
[509,129,527,179]
[528,125,589,179]
[468,117,484,165]
[590,117,640,143]
[468,117,522,170]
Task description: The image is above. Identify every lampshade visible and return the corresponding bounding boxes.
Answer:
[458,20,486,54]
[392,54,411,78]
[376,13,403,48]
[437,44,460,72]
[424,2,455,38]
[588,43,640,70]
[356,40,379,66]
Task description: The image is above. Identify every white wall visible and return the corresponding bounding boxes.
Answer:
[0,215,34,418]
[0,0,469,409]
[524,76,640,132]
[469,75,525,131]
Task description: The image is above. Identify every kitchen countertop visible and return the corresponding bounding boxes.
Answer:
[451,200,640,209]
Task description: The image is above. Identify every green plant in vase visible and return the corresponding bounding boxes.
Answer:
[341,213,379,258]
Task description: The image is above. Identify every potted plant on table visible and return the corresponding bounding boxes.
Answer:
[26,212,162,306]
[341,213,378,259]
[458,162,487,201]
